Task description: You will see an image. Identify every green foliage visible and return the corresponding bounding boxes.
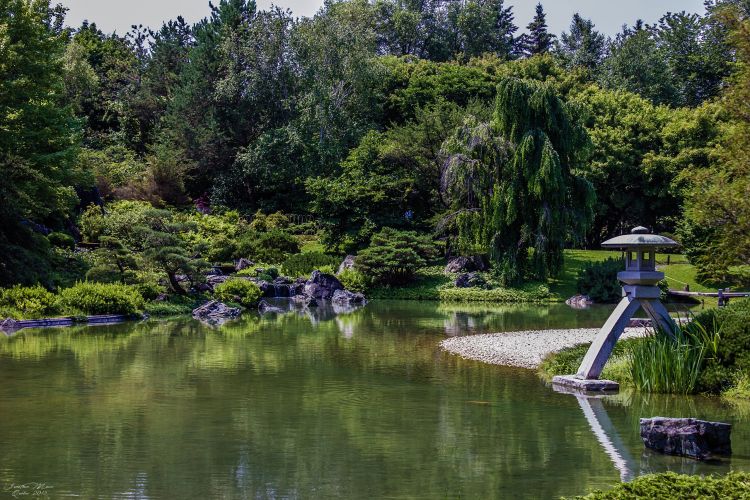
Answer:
[236,230,300,264]
[337,268,370,293]
[0,0,82,287]
[213,279,262,307]
[282,252,341,278]
[575,257,623,303]
[538,338,640,384]
[0,285,59,319]
[355,228,438,285]
[437,283,550,303]
[447,77,594,284]
[571,472,750,499]
[58,282,144,315]
[694,299,750,378]
[47,232,75,250]
[617,318,722,395]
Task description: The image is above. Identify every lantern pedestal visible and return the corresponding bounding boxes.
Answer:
[551,226,679,393]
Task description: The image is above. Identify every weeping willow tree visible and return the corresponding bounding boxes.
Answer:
[442,77,595,284]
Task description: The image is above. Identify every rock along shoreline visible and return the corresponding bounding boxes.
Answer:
[440,327,648,370]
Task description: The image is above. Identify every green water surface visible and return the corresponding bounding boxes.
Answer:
[0,301,747,499]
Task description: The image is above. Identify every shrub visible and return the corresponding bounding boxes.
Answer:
[214,279,262,307]
[355,228,438,285]
[575,257,623,303]
[338,269,370,293]
[47,232,75,250]
[236,230,300,263]
[58,282,145,315]
[571,472,750,499]
[282,252,340,278]
[0,285,59,318]
[144,295,198,316]
[205,234,238,263]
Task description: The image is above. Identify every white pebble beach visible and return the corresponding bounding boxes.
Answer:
[440,327,649,369]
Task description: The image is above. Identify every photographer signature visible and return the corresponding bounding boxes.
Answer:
[3,483,52,498]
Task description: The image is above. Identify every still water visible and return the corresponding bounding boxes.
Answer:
[0,301,747,499]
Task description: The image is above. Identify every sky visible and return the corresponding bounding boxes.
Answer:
[60,0,707,37]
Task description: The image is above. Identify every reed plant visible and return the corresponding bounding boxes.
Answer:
[628,318,720,394]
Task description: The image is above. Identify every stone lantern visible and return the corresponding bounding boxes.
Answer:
[553,226,679,392]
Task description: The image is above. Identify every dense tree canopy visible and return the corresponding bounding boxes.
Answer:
[1,0,747,288]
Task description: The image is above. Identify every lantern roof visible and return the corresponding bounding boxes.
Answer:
[601,226,679,249]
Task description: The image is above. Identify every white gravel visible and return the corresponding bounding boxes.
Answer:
[440,328,648,369]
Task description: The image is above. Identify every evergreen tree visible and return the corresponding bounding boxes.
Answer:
[520,3,555,56]
[0,0,82,286]
[557,13,606,71]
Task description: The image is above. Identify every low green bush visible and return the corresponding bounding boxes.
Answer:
[575,257,623,303]
[692,299,750,392]
[571,472,750,499]
[438,284,550,303]
[213,279,262,307]
[282,252,340,278]
[0,285,59,318]
[47,232,75,250]
[235,230,300,263]
[58,282,145,315]
[338,268,369,293]
[356,228,438,286]
[145,295,198,316]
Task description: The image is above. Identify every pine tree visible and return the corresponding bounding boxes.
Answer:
[557,13,606,71]
[521,3,555,56]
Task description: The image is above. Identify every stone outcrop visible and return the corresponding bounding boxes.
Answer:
[445,256,487,274]
[192,300,241,325]
[566,294,593,309]
[304,271,344,300]
[640,417,732,460]
[332,289,367,306]
[455,272,486,288]
[338,255,356,274]
[235,258,254,272]
[260,279,305,298]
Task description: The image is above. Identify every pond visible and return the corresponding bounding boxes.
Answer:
[0,301,747,499]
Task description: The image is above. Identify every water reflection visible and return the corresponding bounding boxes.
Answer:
[0,301,746,499]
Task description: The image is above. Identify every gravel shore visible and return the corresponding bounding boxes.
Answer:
[440,328,647,369]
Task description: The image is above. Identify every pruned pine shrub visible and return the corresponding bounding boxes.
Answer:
[575,257,623,303]
[356,228,438,286]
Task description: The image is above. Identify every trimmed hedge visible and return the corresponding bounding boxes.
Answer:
[58,282,144,315]
[571,472,750,499]
[0,285,59,318]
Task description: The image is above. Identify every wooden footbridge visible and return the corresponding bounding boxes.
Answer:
[668,288,750,307]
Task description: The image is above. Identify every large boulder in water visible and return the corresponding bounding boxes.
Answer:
[304,270,344,301]
[332,289,367,306]
[566,294,593,309]
[640,417,732,460]
[192,300,241,325]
